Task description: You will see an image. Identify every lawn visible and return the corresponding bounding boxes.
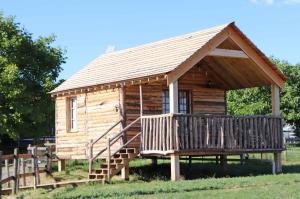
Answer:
[14,145,300,199]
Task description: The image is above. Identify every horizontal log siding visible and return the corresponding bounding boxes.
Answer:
[125,81,166,147]
[141,114,283,152]
[125,65,226,148]
[178,66,226,114]
[55,89,121,160]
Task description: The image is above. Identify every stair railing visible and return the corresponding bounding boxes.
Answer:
[88,117,141,174]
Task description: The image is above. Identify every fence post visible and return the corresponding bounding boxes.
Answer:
[46,146,52,176]
[0,150,2,198]
[31,147,37,189]
[34,147,40,185]
[4,160,10,188]
[12,148,19,195]
[21,158,26,187]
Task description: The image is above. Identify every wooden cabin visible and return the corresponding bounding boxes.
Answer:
[51,22,286,181]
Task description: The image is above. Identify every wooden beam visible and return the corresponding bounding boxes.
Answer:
[228,26,285,88]
[139,84,143,116]
[274,152,282,173]
[271,85,280,116]
[170,154,180,181]
[208,48,248,59]
[167,29,230,85]
[119,85,127,143]
[169,80,178,113]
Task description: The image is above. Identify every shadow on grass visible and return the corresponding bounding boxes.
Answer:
[130,159,300,181]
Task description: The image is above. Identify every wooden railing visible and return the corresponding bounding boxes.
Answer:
[88,117,141,175]
[140,114,283,153]
[0,146,53,196]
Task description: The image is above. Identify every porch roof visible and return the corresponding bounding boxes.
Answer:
[51,22,286,95]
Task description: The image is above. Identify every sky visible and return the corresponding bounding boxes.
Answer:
[1,0,299,80]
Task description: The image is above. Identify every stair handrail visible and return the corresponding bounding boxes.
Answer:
[111,132,141,157]
[89,117,141,173]
[91,119,122,147]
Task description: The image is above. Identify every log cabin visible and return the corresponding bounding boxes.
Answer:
[50,22,287,181]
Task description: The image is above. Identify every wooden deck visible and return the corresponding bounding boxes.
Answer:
[140,113,284,155]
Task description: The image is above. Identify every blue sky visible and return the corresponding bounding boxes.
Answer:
[1,0,299,80]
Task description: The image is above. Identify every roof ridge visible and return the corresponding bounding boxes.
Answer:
[98,22,234,58]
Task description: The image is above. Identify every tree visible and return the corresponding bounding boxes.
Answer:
[0,14,66,140]
[227,57,300,133]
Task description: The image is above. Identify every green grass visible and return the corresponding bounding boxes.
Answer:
[15,145,300,199]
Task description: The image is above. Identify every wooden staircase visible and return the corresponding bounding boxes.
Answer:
[87,117,141,183]
[89,148,139,181]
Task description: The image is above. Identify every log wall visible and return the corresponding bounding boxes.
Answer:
[55,89,121,159]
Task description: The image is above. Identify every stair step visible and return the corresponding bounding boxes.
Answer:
[101,163,123,169]
[89,173,107,180]
[113,153,128,159]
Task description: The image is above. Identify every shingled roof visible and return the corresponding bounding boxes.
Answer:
[51,22,286,94]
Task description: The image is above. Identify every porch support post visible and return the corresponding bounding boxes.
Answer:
[271,85,280,116]
[170,154,180,181]
[139,84,143,116]
[169,80,180,181]
[119,84,127,143]
[169,80,178,113]
[271,84,282,173]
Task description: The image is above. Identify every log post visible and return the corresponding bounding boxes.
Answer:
[34,147,40,185]
[32,147,37,190]
[12,148,19,194]
[121,159,129,181]
[220,155,227,172]
[119,84,127,144]
[5,159,10,188]
[58,159,65,172]
[107,138,111,183]
[88,139,93,174]
[21,158,26,186]
[272,85,282,172]
[169,80,178,113]
[46,146,53,174]
[274,153,282,173]
[170,154,180,181]
[0,150,2,198]
[151,157,157,167]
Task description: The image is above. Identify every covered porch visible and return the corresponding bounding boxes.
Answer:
[133,26,286,180]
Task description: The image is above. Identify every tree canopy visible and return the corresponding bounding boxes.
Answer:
[227,58,300,131]
[0,14,66,140]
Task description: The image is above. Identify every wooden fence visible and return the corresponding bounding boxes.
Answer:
[141,114,283,153]
[0,146,53,196]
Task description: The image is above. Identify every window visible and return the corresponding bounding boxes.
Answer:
[162,90,190,114]
[162,90,170,113]
[69,97,77,131]
[179,91,189,114]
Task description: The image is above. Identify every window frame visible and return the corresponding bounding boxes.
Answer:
[179,90,190,114]
[162,90,170,114]
[162,89,191,114]
[68,97,78,132]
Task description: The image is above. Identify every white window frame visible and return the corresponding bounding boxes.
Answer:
[69,97,77,132]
